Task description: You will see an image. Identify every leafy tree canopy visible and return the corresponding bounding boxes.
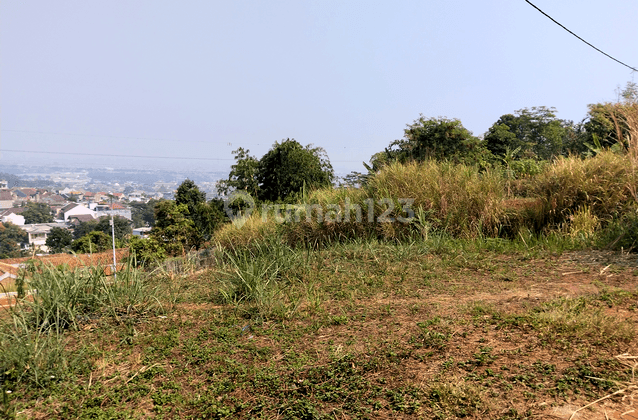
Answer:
[152,200,201,255]
[257,139,333,202]
[45,227,73,254]
[22,202,54,224]
[128,235,167,267]
[484,107,576,160]
[216,148,260,197]
[71,231,112,254]
[218,139,334,203]
[369,116,488,172]
[175,179,206,216]
[72,216,131,241]
[583,82,638,152]
[95,216,132,241]
[0,222,27,259]
[73,220,98,240]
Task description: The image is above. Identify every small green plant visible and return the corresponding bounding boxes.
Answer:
[216,238,306,318]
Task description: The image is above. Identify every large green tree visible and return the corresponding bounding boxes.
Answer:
[216,148,260,197]
[484,107,574,160]
[369,116,489,172]
[45,227,73,254]
[22,202,54,224]
[172,180,226,242]
[95,216,132,241]
[73,220,98,240]
[582,83,638,152]
[73,216,131,241]
[151,201,201,255]
[389,116,483,163]
[71,231,112,254]
[257,139,334,202]
[218,139,334,203]
[175,179,206,216]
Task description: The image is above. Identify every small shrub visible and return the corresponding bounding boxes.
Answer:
[215,238,306,317]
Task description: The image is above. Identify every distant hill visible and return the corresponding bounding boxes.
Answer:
[0,172,61,189]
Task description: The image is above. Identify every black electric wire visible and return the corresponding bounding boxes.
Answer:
[524,0,637,72]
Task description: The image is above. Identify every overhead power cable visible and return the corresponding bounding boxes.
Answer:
[524,0,638,72]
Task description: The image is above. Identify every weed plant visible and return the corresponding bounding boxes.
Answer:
[215,237,309,318]
[0,262,159,390]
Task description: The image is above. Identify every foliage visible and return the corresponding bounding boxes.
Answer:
[216,148,260,197]
[128,235,167,267]
[218,140,334,203]
[72,219,98,240]
[175,179,206,217]
[45,227,73,254]
[95,216,132,241]
[217,238,304,316]
[130,199,158,228]
[73,216,131,241]
[22,202,54,224]
[0,222,28,258]
[257,139,334,202]
[530,151,637,226]
[152,201,201,255]
[0,263,160,389]
[192,200,227,241]
[484,107,575,160]
[71,231,112,254]
[583,82,638,151]
[213,212,279,251]
[596,210,638,252]
[174,180,227,241]
[376,116,488,167]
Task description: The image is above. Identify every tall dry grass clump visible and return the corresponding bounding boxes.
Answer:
[620,103,638,202]
[213,212,279,250]
[368,161,507,237]
[283,160,508,243]
[531,151,636,226]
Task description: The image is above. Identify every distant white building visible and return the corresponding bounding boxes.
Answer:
[1,212,25,226]
[1,208,26,226]
[21,223,67,252]
[127,191,145,202]
[60,203,95,222]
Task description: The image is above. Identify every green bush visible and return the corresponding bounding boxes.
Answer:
[128,235,167,267]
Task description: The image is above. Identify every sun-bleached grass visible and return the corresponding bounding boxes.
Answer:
[282,160,509,245]
[213,211,278,250]
[531,151,637,226]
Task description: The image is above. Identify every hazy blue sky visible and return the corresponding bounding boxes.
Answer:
[2,0,637,174]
